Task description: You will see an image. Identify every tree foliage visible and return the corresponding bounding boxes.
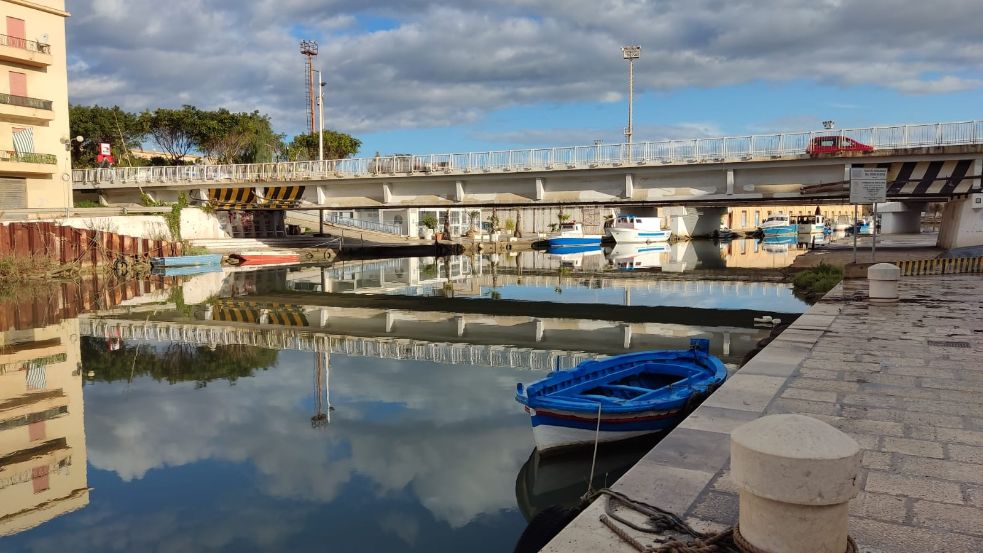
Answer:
[287,130,361,161]
[139,105,204,164]
[195,109,284,164]
[70,103,358,168]
[80,337,278,386]
[69,104,146,168]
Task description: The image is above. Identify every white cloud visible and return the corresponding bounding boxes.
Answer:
[64,0,983,138]
[82,350,535,529]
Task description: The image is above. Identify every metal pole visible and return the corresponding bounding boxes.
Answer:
[871,203,877,261]
[317,70,325,162]
[852,204,858,264]
[627,58,634,145]
[319,208,324,235]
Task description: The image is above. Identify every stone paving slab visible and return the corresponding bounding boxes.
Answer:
[543,274,983,553]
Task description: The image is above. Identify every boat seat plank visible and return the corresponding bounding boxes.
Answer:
[598,384,653,394]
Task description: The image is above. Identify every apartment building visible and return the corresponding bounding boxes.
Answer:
[0,0,70,210]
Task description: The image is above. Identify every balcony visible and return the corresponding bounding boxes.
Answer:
[0,150,58,176]
[0,93,54,124]
[0,34,52,67]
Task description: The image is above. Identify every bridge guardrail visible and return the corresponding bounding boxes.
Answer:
[324,214,403,235]
[73,120,983,187]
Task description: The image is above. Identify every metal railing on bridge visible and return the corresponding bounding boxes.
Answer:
[323,213,403,235]
[73,120,983,187]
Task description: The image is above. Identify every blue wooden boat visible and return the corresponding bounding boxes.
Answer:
[149,254,223,268]
[150,264,224,277]
[515,339,726,453]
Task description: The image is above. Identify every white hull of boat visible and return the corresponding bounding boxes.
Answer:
[608,227,671,243]
[531,424,661,452]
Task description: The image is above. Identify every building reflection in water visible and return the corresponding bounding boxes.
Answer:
[0,318,88,536]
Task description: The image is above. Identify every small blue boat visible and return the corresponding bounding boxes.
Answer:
[150,264,224,277]
[515,339,726,453]
[149,254,223,268]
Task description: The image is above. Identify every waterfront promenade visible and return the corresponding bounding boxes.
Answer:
[544,273,983,552]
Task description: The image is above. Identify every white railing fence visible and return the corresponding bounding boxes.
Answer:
[74,120,983,186]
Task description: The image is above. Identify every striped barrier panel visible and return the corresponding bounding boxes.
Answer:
[897,256,983,276]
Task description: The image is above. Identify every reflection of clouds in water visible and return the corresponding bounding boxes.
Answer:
[380,511,420,547]
[83,350,533,528]
[21,507,305,553]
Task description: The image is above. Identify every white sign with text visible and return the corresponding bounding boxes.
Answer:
[850,168,887,204]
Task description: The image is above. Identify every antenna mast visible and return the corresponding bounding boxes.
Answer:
[300,40,319,134]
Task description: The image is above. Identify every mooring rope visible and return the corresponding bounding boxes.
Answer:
[583,402,603,498]
[593,488,857,553]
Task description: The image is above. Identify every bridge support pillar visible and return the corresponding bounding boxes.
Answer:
[455,180,465,203]
[535,178,544,201]
[456,315,466,337]
[534,319,544,342]
[624,173,634,199]
[726,169,734,195]
[622,324,632,349]
[938,195,983,249]
[666,206,727,238]
[382,183,392,204]
[877,201,926,234]
[386,310,395,333]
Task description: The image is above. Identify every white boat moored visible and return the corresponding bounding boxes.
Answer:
[607,215,671,243]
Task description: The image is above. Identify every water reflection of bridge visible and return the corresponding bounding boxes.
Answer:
[81,303,770,368]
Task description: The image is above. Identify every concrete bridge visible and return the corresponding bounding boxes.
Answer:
[74,120,983,211]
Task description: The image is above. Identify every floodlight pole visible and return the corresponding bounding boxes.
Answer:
[622,45,640,145]
[317,70,325,161]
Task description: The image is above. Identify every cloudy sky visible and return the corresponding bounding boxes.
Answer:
[66,0,983,156]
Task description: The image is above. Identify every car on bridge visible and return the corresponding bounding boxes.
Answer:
[806,135,874,156]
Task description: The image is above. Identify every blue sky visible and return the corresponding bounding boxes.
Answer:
[66,0,983,157]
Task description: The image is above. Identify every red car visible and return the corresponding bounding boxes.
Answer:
[806,136,874,156]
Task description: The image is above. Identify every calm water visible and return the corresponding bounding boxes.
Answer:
[0,247,808,552]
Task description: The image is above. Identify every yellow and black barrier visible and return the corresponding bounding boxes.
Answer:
[897,256,983,276]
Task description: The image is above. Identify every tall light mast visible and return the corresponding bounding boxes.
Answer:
[300,40,319,134]
[622,45,641,145]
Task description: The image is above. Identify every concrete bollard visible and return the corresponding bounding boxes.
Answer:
[867,263,900,303]
[731,414,860,553]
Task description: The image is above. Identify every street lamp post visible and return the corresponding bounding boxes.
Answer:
[317,70,325,161]
[622,45,641,145]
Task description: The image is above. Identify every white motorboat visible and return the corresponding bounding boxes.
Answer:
[607,215,671,243]
[547,222,603,247]
[759,213,796,237]
[795,214,828,234]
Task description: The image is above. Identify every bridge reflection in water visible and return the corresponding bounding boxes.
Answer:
[82,254,803,371]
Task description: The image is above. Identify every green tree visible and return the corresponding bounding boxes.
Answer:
[140,105,205,164]
[287,130,361,161]
[197,109,284,164]
[69,104,146,168]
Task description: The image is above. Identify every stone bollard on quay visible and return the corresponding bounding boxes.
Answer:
[867,263,901,303]
[731,414,860,553]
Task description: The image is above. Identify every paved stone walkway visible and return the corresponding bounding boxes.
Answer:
[544,274,983,553]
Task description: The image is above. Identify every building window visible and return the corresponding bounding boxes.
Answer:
[741,211,747,228]
[9,71,27,97]
[754,210,760,226]
[6,17,26,49]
